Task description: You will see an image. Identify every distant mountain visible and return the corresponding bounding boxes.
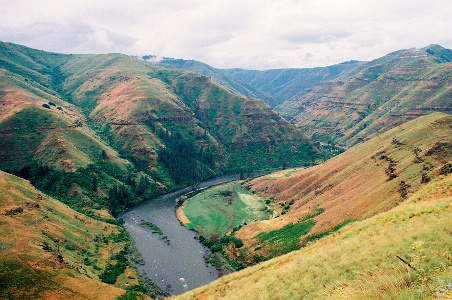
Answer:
[156,58,362,108]
[278,45,452,146]
[156,58,278,107]
[157,47,452,149]
[0,41,320,215]
[221,60,363,106]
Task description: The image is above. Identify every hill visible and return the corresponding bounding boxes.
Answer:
[221,60,362,107]
[172,171,452,299]
[278,45,452,146]
[156,58,277,107]
[0,170,152,299]
[172,113,452,300]
[177,113,452,267]
[0,41,321,215]
[156,58,362,108]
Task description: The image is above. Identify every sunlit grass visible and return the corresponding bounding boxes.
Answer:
[183,182,268,238]
[172,173,452,300]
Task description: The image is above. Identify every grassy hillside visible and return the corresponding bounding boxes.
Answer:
[0,40,321,216]
[177,113,452,266]
[156,58,277,107]
[171,171,452,300]
[156,58,362,108]
[278,45,452,146]
[0,170,151,299]
[221,61,362,107]
[179,181,268,239]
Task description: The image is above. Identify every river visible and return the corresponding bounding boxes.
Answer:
[121,173,246,295]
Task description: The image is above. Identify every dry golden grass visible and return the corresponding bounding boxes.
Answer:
[237,113,452,251]
[171,172,452,300]
[0,170,148,299]
[176,202,191,226]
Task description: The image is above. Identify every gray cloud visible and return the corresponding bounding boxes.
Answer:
[1,0,452,69]
[1,22,137,54]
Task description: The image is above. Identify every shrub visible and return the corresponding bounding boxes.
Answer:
[99,251,128,284]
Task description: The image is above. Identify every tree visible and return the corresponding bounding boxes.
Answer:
[91,175,98,192]
[101,150,107,161]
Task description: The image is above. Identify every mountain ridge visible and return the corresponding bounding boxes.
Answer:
[0,40,321,215]
[155,57,363,108]
[278,45,452,146]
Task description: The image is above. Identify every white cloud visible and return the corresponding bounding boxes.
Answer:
[1,0,452,69]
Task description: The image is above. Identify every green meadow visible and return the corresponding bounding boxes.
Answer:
[183,182,269,238]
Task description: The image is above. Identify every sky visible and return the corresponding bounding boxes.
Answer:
[1,0,452,70]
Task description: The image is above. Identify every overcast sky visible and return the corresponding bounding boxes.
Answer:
[1,0,452,70]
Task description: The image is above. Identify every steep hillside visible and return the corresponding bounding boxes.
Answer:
[172,171,452,300]
[157,58,362,108]
[156,58,277,107]
[178,113,452,265]
[221,61,362,107]
[0,41,321,215]
[278,45,452,146]
[0,170,151,299]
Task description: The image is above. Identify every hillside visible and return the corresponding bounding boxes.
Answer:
[157,58,362,108]
[0,170,151,299]
[172,170,452,299]
[0,41,321,215]
[221,60,362,107]
[177,113,452,267]
[278,45,452,146]
[156,58,277,107]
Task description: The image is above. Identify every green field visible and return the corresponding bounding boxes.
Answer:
[183,182,269,238]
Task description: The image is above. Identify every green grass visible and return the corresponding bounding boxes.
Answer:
[183,182,268,238]
[0,257,58,299]
[140,220,163,235]
[252,208,325,259]
[173,174,452,300]
[256,220,316,256]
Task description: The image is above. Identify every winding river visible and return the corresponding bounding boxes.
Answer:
[121,174,245,295]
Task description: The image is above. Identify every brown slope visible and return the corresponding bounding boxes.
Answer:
[0,170,148,299]
[236,113,452,255]
[57,53,317,171]
[278,45,452,147]
[172,172,452,300]
[0,52,130,172]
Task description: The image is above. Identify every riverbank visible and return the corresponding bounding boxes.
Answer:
[120,169,291,295]
[121,174,247,295]
[176,202,190,226]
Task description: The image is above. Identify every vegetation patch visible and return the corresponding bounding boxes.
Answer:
[140,220,163,235]
[183,182,269,238]
[99,251,129,284]
[256,219,316,258]
[0,257,58,299]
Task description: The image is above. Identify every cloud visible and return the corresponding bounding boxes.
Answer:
[1,22,137,54]
[1,0,452,69]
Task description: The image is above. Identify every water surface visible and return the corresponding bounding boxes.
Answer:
[122,174,242,295]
